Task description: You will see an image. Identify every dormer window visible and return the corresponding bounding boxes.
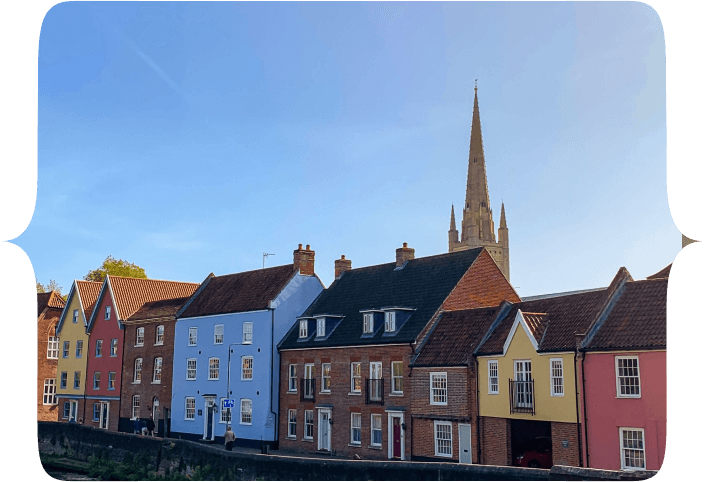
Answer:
[316,317,326,337]
[385,312,396,332]
[363,313,374,334]
[299,319,308,338]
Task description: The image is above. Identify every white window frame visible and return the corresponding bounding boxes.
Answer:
[43,379,57,405]
[316,317,326,337]
[95,339,103,357]
[72,309,78,323]
[209,357,220,380]
[93,371,100,390]
[350,412,361,445]
[214,324,224,345]
[135,327,144,346]
[550,358,564,397]
[619,427,646,470]
[155,325,164,345]
[47,336,59,359]
[153,357,163,383]
[391,361,403,394]
[242,322,253,344]
[188,327,197,346]
[63,341,69,358]
[241,356,253,380]
[110,338,118,357]
[434,421,453,457]
[186,358,197,380]
[430,372,448,405]
[304,410,314,440]
[132,395,140,419]
[105,306,111,320]
[363,313,374,334]
[371,414,382,447]
[488,360,499,394]
[385,311,396,332]
[288,364,297,392]
[287,409,297,438]
[73,371,81,389]
[220,398,231,424]
[133,358,143,383]
[240,398,253,425]
[108,371,116,390]
[351,362,362,393]
[299,320,308,338]
[616,356,641,398]
[321,363,331,393]
[185,397,196,420]
[75,340,83,358]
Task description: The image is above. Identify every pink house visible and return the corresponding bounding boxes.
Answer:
[578,267,667,472]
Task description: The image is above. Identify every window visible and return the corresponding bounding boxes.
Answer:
[133,358,143,383]
[241,399,252,425]
[321,363,331,392]
[616,357,641,397]
[185,397,196,420]
[93,372,100,390]
[93,403,100,421]
[391,361,403,394]
[188,327,197,346]
[385,311,396,332]
[110,339,118,357]
[63,341,69,358]
[351,362,362,393]
[209,358,220,380]
[155,325,164,345]
[430,372,448,405]
[72,309,78,323]
[350,413,361,445]
[214,324,224,344]
[371,414,382,446]
[75,340,83,358]
[288,364,297,392]
[152,357,163,383]
[187,359,197,380]
[243,322,253,344]
[63,401,70,418]
[60,372,67,389]
[73,371,81,389]
[299,320,308,338]
[316,317,326,337]
[241,356,253,380]
[434,421,453,457]
[550,358,564,396]
[288,409,297,438]
[47,336,59,359]
[219,398,232,424]
[108,372,116,390]
[95,339,103,357]
[363,313,374,333]
[136,327,144,346]
[105,306,111,320]
[488,360,499,394]
[43,379,57,405]
[132,395,140,419]
[620,428,646,470]
[304,410,314,439]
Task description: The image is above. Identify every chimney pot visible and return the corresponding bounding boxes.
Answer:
[334,255,352,278]
[341,255,345,260]
[298,244,303,249]
[403,242,408,248]
[306,244,310,250]
[293,244,315,276]
[396,243,415,267]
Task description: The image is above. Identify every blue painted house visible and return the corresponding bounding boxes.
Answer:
[170,244,324,448]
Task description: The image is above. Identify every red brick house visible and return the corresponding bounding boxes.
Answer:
[277,244,518,461]
[37,291,66,421]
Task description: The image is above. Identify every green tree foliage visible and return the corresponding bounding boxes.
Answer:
[36,278,63,296]
[84,255,148,282]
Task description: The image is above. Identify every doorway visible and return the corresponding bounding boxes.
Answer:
[387,411,405,460]
[99,401,109,429]
[459,423,472,464]
[318,409,331,451]
[203,397,216,441]
[69,400,78,422]
[152,397,160,436]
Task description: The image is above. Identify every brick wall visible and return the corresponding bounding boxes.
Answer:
[279,345,413,460]
[551,421,580,467]
[481,416,511,465]
[38,310,61,421]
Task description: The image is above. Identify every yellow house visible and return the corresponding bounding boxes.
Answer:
[55,280,101,422]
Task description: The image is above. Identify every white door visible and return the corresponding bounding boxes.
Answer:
[153,397,159,421]
[69,400,78,422]
[99,401,109,429]
[369,362,382,401]
[514,360,533,408]
[459,424,472,464]
[318,410,331,451]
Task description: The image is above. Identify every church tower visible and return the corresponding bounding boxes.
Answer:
[448,84,510,281]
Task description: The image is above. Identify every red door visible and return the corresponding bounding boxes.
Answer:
[392,417,402,458]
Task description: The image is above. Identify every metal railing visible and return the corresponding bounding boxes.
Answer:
[509,379,535,415]
[365,378,384,405]
[300,378,315,402]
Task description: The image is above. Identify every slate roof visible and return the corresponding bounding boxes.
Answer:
[646,264,671,280]
[37,291,65,316]
[178,264,299,319]
[279,248,484,350]
[105,276,200,321]
[126,296,191,322]
[584,277,667,351]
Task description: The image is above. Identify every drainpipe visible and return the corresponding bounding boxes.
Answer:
[580,348,590,467]
[269,308,277,447]
[474,357,481,464]
[572,350,583,467]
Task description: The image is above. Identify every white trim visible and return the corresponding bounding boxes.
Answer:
[240,398,253,425]
[370,413,382,447]
[615,356,641,398]
[180,309,270,321]
[281,343,407,352]
[184,397,196,420]
[188,327,198,346]
[386,411,405,460]
[488,360,499,394]
[318,408,332,451]
[321,362,331,393]
[433,420,453,458]
[429,372,448,405]
[503,309,539,355]
[391,361,404,395]
[350,412,362,445]
[350,362,362,393]
[303,409,314,440]
[241,356,253,381]
[549,358,564,397]
[619,427,646,470]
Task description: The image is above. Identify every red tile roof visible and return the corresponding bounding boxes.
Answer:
[521,312,549,344]
[75,280,102,319]
[106,276,200,321]
[37,291,65,316]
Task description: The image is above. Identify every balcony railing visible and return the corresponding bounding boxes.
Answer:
[300,378,315,402]
[509,379,535,415]
[365,378,384,405]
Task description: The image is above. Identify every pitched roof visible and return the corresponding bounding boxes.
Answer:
[279,248,484,350]
[583,278,667,351]
[178,264,299,319]
[37,291,65,316]
[104,276,200,321]
[646,264,671,279]
[75,280,102,319]
[126,296,191,322]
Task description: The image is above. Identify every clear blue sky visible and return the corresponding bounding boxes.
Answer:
[21,1,672,297]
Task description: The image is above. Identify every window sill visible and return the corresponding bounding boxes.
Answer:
[348,443,362,448]
[435,453,453,458]
[132,382,141,385]
[303,438,314,443]
[367,445,383,450]
[154,343,164,346]
[186,379,196,381]
[286,436,296,440]
[389,393,404,397]
[239,422,252,426]
[134,345,144,348]
[348,392,362,396]
[287,391,298,395]
[616,395,642,399]
[240,379,253,382]
[151,381,161,385]
[319,391,331,395]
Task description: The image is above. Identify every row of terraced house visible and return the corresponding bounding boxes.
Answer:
[37,242,667,473]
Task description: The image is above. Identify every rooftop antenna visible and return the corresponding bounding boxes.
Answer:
[263,252,275,268]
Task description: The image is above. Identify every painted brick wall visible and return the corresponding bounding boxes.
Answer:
[551,421,580,467]
[481,416,511,465]
[38,310,60,421]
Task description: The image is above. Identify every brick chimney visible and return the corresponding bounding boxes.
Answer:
[395,242,415,268]
[293,244,315,276]
[334,255,352,278]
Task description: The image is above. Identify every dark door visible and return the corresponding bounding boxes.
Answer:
[206,405,214,440]
[392,417,402,458]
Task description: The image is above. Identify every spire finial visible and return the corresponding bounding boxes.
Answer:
[474,79,477,93]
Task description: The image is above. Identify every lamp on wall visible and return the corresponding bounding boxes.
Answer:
[401,423,406,431]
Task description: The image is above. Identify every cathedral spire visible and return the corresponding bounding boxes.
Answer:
[464,82,490,214]
[500,202,507,229]
[450,204,456,231]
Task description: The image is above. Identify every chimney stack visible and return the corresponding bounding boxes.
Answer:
[395,242,415,268]
[334,255,352,278]
[293,244,315,276]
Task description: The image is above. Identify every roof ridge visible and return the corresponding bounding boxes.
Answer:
[213,263,295,278]
[343,248,484,274]
[107,275,200,285]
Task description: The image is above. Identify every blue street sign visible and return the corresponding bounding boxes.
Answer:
[223,399,235,409]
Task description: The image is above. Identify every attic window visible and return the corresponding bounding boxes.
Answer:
[105,306,111,320]
[299,320,308,338]
[385,312,396,332]
[316,317,326,337]
[363,313,374,334]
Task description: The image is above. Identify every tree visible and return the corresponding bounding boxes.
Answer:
[36,278,63,296]
[84,255,148,282]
